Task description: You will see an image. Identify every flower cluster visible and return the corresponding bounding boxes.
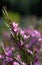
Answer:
[0,21,42,65]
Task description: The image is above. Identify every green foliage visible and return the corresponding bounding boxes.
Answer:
[8,11,20,22]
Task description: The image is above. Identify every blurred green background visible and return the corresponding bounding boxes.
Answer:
[0,0,42,38]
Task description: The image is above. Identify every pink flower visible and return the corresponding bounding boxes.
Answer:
[20,30,25,36]
[20,30,30,39]
[11,47,15,51]
[21,62,26,65]
[5,47,13,57]
[17,54,21,60]
[12,22,20,34]
[6,56,13,63]
[12,22,18,28]
[20,40,24,46]
[26,49,33,54]
[0,54,2,58]
[34,62,40,65]
[2,60,6,65]
[13,62,19,65]
[13,28,20,33]
[23,35,30,39]
[38,38,42,42]
[34,30,41,37]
